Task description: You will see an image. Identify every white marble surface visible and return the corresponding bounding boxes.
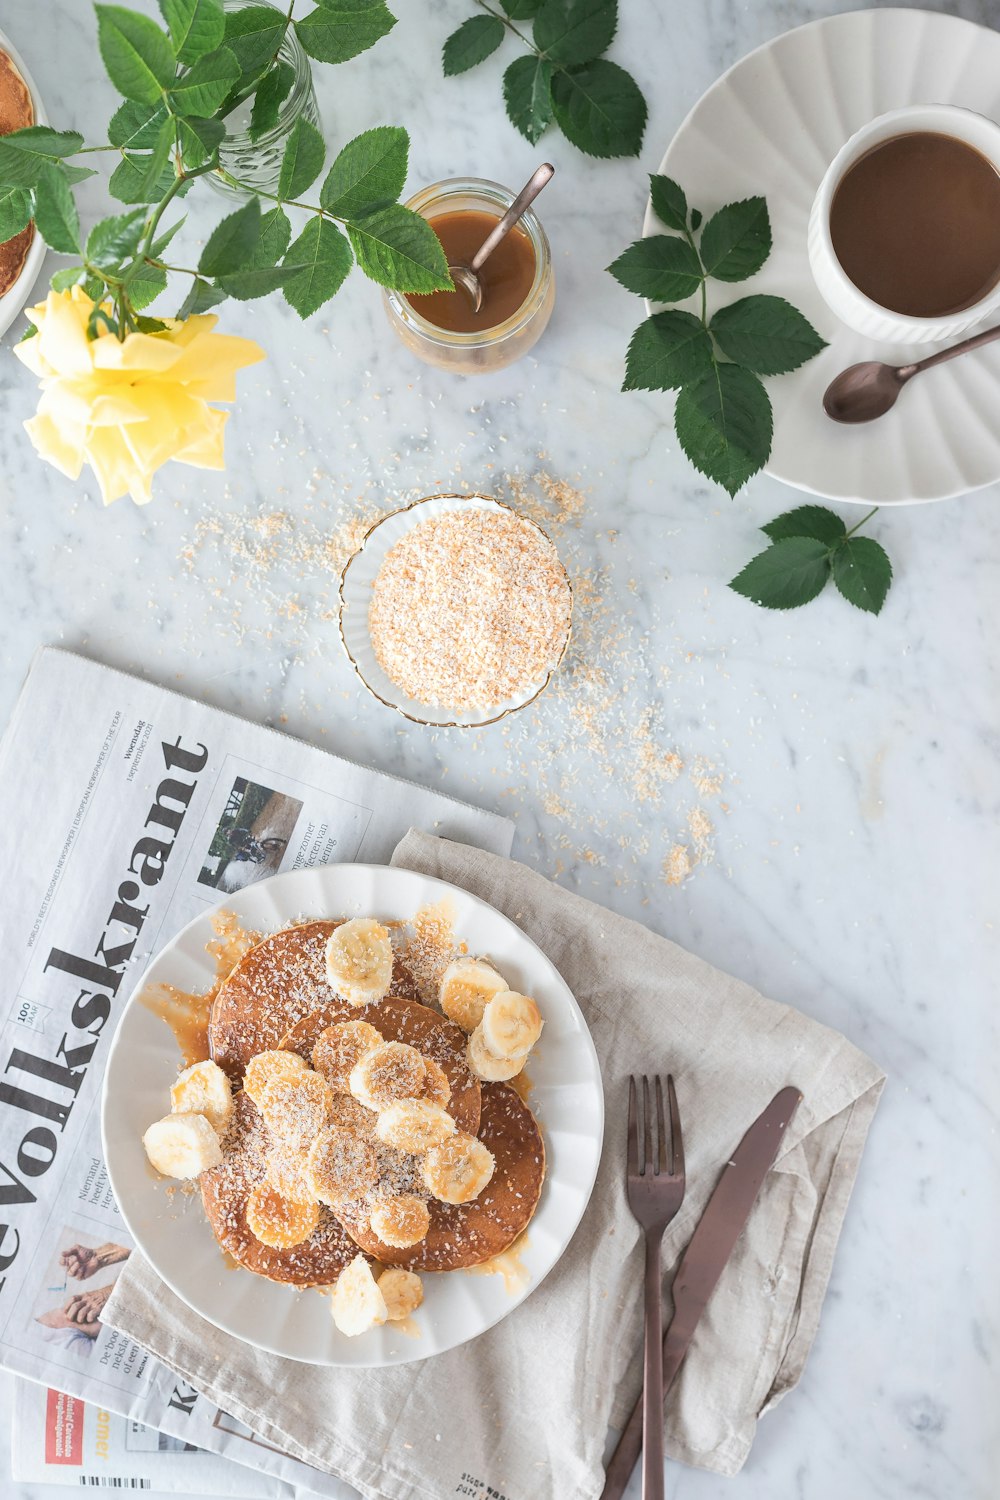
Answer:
[2,1,998,1497]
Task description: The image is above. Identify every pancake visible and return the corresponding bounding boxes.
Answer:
[200,1092,358,1286]
[280,995,481,1136]
[336,1083,545,1271]
[0,50,31,135]
[0,50,34,299]
[208,920,420,1077]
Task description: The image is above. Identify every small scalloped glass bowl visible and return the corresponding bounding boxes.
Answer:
[338,493,572,729]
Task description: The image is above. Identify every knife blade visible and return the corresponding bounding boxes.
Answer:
[600,1084,803,1500]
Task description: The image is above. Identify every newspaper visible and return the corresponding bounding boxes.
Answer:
[10,1378,289,1495]
[0,647,514,1496]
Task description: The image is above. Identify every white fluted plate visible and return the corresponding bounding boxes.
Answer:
[102,865,603,1366]
[647,8,1000,504]
[0,29,47,338]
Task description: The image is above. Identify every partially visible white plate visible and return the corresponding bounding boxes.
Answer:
[0,29,47,338]
[101,864,604,1367]
[648,8,1000,504]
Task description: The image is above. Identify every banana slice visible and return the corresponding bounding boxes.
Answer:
[170,1060,233,1133]
[481,992,543,1061]
[369,1194,431,1249]
[246,1178,319,1249]
[438,957,508,1033]
[378,1267,423,1321]
[422,1132,495,1204]
[265,1145,313,1200]
[142,1113,222,1179]
[325,919,394,1007]
[305,1125,379,1207]
[375,1099,456,1154]
[243,1049,307,1108]
[420,1056,452,1108]
[350,1041,426,1112]
[311,1020,383,1093]
[332,1254,387,1336]
[260,1070,332,1150]
[467,1025,526,1082]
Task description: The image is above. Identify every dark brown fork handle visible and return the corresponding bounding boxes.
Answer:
[641,1233,665,1499]
[602,1317,674,1500]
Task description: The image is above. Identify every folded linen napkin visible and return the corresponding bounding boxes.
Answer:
[103,830,885,1498]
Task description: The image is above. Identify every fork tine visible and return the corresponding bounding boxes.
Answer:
[655,1076,667,1175]
[626,1076,638,1175]
[642,1076,652,1177]
[667,1074,684,1179]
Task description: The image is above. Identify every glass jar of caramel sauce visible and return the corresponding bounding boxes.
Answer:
[383,177,555,374]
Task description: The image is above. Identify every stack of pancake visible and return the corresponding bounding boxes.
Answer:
[0,50,34,298]
[202,920,546,1290]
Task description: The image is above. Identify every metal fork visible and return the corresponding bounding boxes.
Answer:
[626,1075,685,1500]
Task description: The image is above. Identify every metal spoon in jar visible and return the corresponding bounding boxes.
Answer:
[449,163,555,314]
[823,320,1000,422]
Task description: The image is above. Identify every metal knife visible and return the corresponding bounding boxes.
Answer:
[600,1085,803,1500]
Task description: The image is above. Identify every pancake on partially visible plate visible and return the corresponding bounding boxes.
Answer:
[0,48,34,298]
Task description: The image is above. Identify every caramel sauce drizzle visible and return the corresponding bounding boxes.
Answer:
[140,910,258,1067]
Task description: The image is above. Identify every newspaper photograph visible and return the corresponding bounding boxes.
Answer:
[0,647,514,1496]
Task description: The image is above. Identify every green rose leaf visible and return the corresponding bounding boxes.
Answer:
[199,196,261,275]
[127,259,169,310]
[699,196,771,282]
[674,363,773,496]
[832,536,892,614]
[158,0,225,63]
[761,505,846,546]
[62,164,98,187]
[0,185,31,242]
[177,277,228,317]
[319,125,408,219]
[346,203,451,292]
[503,0,542,15]
[282,216,353,316]
[710,294,827,374]
[278,117,325,200]
[108,100,167,150]
[533,0,617,67]
[134,115,176,198]
[223,4,286,71]
[443,15,505,76]
[247,205,292,267]
[177,114,226,168]
[149,215,185,258]
[607,235,702,303]
[85,207,147,267]
[50,266,86,293]
[169,44,240,116]
[110,150,175,203]
[249,60,295,141]
[622,310,714,392]
[503,56,553,145]
[96,5,176,104]
[220,264,301,300]
[33,161,81,254]
[649,174,687,233]
[730,537,831,610]
[550,59,646,158]
[0,127,85,188]
[295,0,396,65]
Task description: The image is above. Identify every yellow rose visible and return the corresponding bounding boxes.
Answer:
[13,285,265,506]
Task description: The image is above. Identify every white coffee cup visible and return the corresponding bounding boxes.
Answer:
[807,103,1000,344]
